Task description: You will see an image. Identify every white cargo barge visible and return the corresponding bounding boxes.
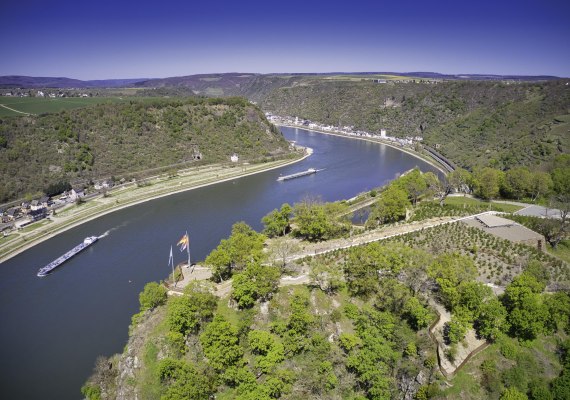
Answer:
[37,236,98,277]
[277,168,320,181]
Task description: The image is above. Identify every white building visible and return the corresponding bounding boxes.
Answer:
[380,129,387,138]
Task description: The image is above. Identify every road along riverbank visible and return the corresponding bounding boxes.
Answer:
[0,150,310,263]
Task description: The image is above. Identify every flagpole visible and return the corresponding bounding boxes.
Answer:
[169,245,175,287]
[186,230,191,271]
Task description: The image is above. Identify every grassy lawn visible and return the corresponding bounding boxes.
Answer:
[547,239,570,264]
[56,201,100,217]
[440,363,484,398]
[0,234,16,245]
[445,196,523,213]
[19,219,52,233]
[216,298,242,327]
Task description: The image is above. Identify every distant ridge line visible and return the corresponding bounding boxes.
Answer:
[0,72,563,89]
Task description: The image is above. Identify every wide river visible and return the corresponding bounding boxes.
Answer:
[0,127,440,399]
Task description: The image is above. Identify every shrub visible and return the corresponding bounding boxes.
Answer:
[81,384,101,400]
[139,281,167,311]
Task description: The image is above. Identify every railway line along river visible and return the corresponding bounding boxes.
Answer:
[0,127,441,399]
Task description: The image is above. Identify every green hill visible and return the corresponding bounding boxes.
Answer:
[0,97,290,202]
[261,79,570,170]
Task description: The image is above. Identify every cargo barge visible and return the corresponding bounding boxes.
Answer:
[277,168,320,181]
[37,236,98,277]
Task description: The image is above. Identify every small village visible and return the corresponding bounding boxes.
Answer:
[1,89,94,98]
[265,113,458,172]
[0,177,116,235]
[265,113,424,147]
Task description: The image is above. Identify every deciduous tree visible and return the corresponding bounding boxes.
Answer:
[166,283,217,335]
[502,274,551,340]
[403,297,431,330]
[157,358,216,400]
[205,222,266,281]
[394,168,428,206]
[367,186,410,226]
[293,197,350,241]
[502,167,533,200]
[232,263,280,308]
[428,253,477,309]
[474,167,504,200]
[139,281,167,311]
[247,330,285,373]
[200,316,244,371]
[448,168,473,193]
[262,203,292,237]
[475,298,509,341]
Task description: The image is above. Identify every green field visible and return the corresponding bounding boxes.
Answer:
[0,97,129,117]
[445,196,523,213]
[548,239,570,264]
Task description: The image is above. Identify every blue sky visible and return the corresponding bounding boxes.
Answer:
[1,0,568,79]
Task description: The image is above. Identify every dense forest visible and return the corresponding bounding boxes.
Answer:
[0,97,290,202]
[261,80,570,171]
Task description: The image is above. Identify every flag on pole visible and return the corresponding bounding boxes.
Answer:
[168,245,173,267]
[177,233,189,252]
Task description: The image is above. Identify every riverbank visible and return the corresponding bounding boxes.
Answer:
[0,151,310,263]
[277,123,449,176]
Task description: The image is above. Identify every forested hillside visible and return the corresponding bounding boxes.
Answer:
[0,97,290,202]
[133,73,304,103]
[261,80,570,170]
[4,75,567,175]
[84,204,570,400]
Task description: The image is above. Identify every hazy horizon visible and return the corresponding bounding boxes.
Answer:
[1,0,569,80]
[1,70,567,81]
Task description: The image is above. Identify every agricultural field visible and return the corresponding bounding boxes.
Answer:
[384,221,570,289]
[0,96,129,117]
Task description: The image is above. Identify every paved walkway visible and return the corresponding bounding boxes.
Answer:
[515,204,562,218]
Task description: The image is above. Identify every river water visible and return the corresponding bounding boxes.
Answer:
[0,127,440,399]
